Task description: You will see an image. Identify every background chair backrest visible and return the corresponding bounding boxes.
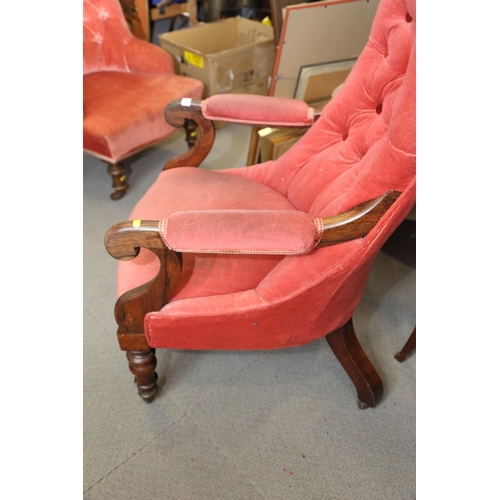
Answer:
[83,0,135,75]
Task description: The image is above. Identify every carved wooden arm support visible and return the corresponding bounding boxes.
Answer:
[104,221,182,350]
[162,94,321,171]
[163,99,216,171]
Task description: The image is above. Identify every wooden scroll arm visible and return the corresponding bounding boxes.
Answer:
[163,99,215,171]
[317,191,401,247]
[104,220,182,351]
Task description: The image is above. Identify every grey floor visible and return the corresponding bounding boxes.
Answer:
[83,123,416,499]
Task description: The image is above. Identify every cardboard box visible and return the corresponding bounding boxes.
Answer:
[159,17,275,99]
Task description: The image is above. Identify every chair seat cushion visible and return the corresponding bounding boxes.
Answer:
[83,71,203,161]
[117,167,297,302]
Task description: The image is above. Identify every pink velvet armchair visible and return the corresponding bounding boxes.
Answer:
[105,0,416,408]
[83,0,204,199]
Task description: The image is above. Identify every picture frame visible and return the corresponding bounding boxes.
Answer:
[294,58,357,103]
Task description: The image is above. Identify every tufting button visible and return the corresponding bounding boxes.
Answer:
[376,103,383,114]
[405,12,412,22]
[341,132,348,141]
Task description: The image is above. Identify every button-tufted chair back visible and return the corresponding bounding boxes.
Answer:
[227,0,415,340]
[83,0,174,76]
[84,0,132,75]
[264,0,415,219]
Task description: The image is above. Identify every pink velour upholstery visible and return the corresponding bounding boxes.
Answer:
[201,94,316,127]
[83,0,204,162]
[159,210,323,255]
[117,0,416,351]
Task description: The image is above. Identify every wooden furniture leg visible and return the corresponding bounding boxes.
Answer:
[105,224,183,401]
[183,118,197,149]
[105,161,129,200]
[395,327,416,362]
[126,348,158,402]
[325,318,383,409]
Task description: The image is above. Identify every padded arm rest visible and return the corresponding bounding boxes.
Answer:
[106,192,400,261]
[159,210,323,255]
[200,94,316,128]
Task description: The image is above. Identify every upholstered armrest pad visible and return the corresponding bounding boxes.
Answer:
[159,210,323,255]
[200,94,315,127]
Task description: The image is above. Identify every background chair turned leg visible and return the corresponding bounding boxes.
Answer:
[325,318,383,409]
[126,348,158,402]
[395,327,416,362]
[105,161,129,200]
[183,118,197,150]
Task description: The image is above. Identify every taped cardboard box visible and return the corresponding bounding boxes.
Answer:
[159,17,275,99]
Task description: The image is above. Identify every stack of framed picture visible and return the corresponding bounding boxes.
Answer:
[270,0,380,100]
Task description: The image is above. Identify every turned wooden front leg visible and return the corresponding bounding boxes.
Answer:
[105,221,183,402]
[126,349,158,403]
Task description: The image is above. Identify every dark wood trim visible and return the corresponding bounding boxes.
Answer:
[106,220,183,402]
[318,191,400,247]
[163,99,215,171]
[325,318,383,409]
[104,220,182,351]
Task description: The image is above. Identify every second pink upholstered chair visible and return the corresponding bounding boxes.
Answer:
[83,0,204,199]
[105,0,416,409]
